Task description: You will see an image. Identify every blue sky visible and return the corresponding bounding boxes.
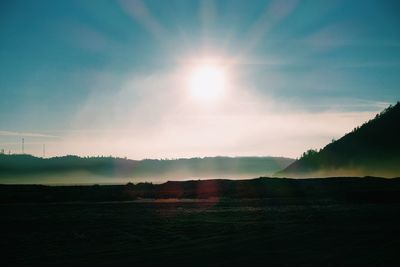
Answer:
[1,0,399,158]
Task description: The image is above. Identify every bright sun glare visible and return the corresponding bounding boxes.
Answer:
[189,64,226,102]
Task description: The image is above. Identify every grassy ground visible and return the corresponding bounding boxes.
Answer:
[1,199,400,266]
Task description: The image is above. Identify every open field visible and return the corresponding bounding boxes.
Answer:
[2,196,400,266]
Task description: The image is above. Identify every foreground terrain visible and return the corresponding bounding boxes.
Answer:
[2,200,400,266]
[1,177,400,266]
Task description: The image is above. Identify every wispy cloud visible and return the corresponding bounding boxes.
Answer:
[0,131,59,138]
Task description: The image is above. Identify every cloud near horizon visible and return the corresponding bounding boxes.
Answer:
[0,131,59,138]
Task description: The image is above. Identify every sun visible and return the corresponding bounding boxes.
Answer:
[188,64,226,102]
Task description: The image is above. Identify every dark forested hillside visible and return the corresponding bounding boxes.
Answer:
[278,102,400,177]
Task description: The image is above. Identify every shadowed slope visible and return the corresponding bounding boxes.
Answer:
[277,102,400,177]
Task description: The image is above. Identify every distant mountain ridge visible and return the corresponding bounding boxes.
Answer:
[0,155,294,184]
[278,102,400,178]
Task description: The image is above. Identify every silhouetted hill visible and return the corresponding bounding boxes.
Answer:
[278,102,400,177]
[0,155,294,183]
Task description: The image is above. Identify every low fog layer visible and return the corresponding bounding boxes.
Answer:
[0,155,294,184]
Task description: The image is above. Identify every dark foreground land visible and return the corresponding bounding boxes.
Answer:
[1,177,400,266]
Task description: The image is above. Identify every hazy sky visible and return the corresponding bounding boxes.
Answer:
[1,0,399,159]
